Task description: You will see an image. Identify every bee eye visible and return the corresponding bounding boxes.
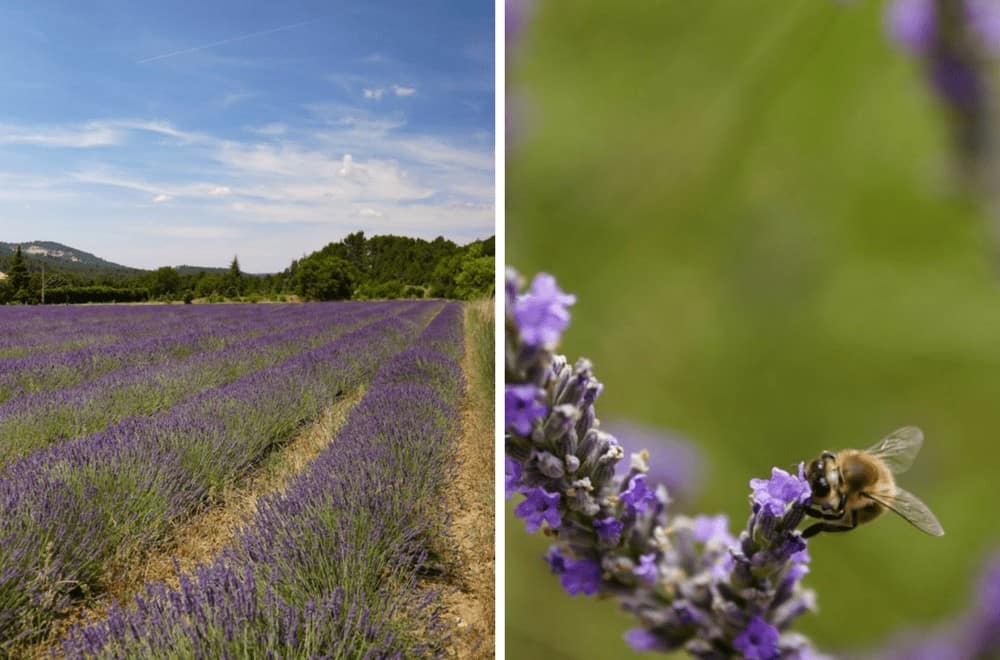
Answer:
[812,476,830,497]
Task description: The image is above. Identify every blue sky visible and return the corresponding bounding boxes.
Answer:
[0,1,494,271]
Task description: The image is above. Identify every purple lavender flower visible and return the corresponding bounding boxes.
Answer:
[620,474,656,516]
[886,0,1000,53]
[751,466,811,517]
[506,0,535,48]
[514,486,561,533]
[930,53,984,109]
[624,627,668,652]
[513,273,576,347]
[734,616,780,660]
[559,557,602,596]
[505,456,523,500]
[633,553,658,585]
[604,420,703,502]
[545,546,567,574]
[593,516,624,544]
[968,0,1000,51]
[505,384,547,436]
[886,0,936,53]
[692,513,736,546]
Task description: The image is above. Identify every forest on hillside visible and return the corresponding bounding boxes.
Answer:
[0,233,494,304]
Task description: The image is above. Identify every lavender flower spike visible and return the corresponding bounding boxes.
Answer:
[881,0,1000,174]
[506,268,827,657]
[512,273,576,348]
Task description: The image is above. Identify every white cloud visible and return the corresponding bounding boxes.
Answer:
[73,169,235,202]
[73,169,162,195]
[338,154,353,176]
[362,85,414,100]
[100,119,205,143]
[394,136,493,171]
[5,109,493,257]
[0,122,121,148]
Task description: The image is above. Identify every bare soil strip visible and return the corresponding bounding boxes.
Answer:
[25,388,365,658]
[436,306,496,658]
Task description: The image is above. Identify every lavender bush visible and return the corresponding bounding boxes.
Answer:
[61,303,467,658]
[0,302,401,463]
[506,270,824,658]
[0,303,328,405]
[0,301,443,649]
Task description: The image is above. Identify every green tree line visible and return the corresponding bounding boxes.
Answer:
[0,234,494,304]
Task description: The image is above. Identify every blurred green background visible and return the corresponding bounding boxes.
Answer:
[505,1,1000,657]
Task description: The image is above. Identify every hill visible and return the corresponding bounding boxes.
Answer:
[0,241,141,274]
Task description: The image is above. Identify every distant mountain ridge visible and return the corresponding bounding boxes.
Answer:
[0,241,242,275]
[0,241,139,273]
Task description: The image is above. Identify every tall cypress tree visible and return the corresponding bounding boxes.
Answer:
[225,255,244,297]
[8,246,28,293]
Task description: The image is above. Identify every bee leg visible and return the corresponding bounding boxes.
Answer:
[803,506,844,521]
[802,510,859,538]
[803,522,851,538]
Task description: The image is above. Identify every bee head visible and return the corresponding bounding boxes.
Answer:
[806,451,839,503]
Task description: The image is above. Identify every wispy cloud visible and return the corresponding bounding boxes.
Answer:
[362,85,417,101]
[72,167,233,201]
[99,119,207,144]
[136,19,316,64]
[0,122,121,148]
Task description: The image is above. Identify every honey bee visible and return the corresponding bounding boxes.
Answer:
[802,426,944,538]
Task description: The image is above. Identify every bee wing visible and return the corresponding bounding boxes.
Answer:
[865,426,924,475]
[863,488,944,537]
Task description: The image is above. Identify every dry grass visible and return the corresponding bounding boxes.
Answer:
[436,300,495,658]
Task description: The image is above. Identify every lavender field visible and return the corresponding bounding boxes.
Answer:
[0,300,490,657]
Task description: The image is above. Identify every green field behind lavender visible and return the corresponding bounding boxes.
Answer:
[507,1,1000,657]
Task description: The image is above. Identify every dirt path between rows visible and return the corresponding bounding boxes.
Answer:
[24,388,364,658]
[436,306,495,658]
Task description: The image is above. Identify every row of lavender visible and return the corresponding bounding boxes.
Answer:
[0,305,183,354]
[0,301,445,650]
[61,303,467,658]
[0,302,408,464]
[0,304,342,405]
